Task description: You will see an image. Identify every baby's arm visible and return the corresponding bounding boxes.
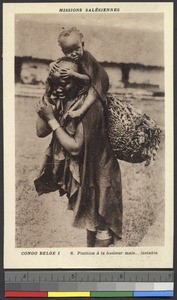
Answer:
[73,72,91,85]
[60,68,90,85]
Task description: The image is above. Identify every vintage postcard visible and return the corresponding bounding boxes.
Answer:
[3,2,173,269]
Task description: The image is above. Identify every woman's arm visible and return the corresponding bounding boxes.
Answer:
[43,77,54,100]
[54,122,83,156]
[36,99,84,155]
[36,98,53,137]
[36,114,52,138]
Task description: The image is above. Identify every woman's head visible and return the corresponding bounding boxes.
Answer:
[58,27,84,62]
[51,57,80,99]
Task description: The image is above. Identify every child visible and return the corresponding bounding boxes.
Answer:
[44,26,109,120]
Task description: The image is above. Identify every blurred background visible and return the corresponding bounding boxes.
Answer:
[15,14,165,248]
[15,13,164,99]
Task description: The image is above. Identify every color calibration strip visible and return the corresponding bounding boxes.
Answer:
[5,290,174,298]
[5,271,174,297]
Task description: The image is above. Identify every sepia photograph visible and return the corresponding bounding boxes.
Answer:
[3,2,173,269]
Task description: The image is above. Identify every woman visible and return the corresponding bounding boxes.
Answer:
[35,57,122,247]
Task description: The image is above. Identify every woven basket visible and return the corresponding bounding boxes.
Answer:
[106,94,162,165]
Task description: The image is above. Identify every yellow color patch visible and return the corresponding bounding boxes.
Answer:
[48,291,90,297]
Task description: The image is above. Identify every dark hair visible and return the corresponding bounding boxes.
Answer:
[56,56,78,67]
[58,26,84,47]
[50,57,79,88]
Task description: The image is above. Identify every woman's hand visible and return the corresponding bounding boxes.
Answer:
[60,68,76,79]
[36,97,54,121]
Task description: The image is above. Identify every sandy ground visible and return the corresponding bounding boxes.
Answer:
[15,91,165,248]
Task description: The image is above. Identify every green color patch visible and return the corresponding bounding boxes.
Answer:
[91,291,133,297]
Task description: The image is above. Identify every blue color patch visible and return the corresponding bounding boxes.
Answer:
[134,290,174,297]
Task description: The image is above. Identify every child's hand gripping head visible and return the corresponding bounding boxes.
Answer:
[58,27,84,63]
[50,57,81,101]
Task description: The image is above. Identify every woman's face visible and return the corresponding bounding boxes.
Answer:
[54,61,79,98]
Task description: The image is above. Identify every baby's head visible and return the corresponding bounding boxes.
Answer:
[58,27,84,62]
[51,57,81,99]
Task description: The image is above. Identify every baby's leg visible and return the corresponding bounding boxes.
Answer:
[68,87,98,120]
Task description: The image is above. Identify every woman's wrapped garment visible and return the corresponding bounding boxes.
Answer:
[34,94,123,240]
